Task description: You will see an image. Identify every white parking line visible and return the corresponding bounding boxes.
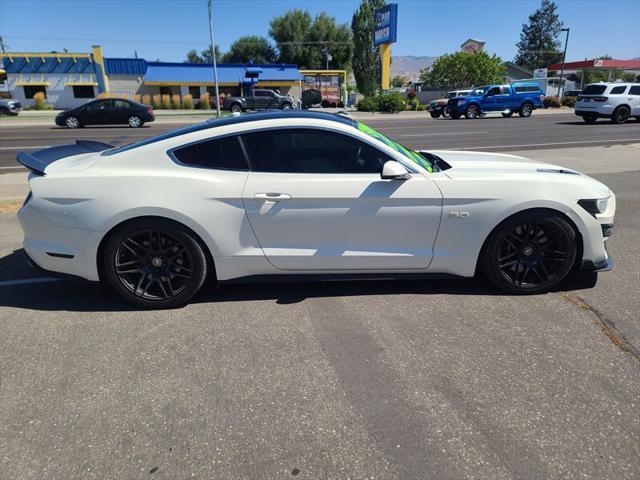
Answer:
[0,146,51,150]
[401,132,488,137]
[0,277,60,287]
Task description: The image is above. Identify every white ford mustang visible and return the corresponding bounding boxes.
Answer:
[17,111,615,308]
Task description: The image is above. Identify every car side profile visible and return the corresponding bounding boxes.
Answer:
[55,98,155,128]
[18,111,615,308]
[575,82,640,124]
[447,83,545,119]
[428,89,472,118]
[223,89,294,113]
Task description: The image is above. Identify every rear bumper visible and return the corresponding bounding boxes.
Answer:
[575,110,611,118]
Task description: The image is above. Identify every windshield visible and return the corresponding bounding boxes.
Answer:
[356,122,433,173]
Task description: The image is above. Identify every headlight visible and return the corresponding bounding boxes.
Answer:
[578,197,609,216]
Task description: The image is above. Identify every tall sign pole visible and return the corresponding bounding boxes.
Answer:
[558,27,570,102]
[208,0,221,117]
[374,4,398,91]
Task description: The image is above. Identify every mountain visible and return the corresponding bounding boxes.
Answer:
[391,55,438,81]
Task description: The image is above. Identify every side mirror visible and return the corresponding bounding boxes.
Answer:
[381,161,410,180]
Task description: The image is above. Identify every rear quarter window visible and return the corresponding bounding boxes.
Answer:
[581,85,607,95]
[609,85,627,94]
[514,86,541,93]
[171,136,248,170]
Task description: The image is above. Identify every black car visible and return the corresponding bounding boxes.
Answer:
[223,89,294,113]
[55,99,155,128]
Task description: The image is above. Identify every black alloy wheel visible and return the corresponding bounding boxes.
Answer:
[465,104,480,119]
[519,103,533,117]
[103,219,207,308]
[611,106,630,124]
[481,211,577,294]
[583,114,597,123]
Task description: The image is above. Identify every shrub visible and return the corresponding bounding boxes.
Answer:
[170,94,182,109]
[417,104,428,111]
[151,94,161,109]
[406,98,420,111]
[200,93,211,110]
[321,99,331,108]
[133,94,142,103]
[32,92,47,110]
[377,91,405,113]
[357,96,379,112]
[142,94,152,106]
[562,96,576,108]
[183,94,194,110]
[543,96,561,108]
[160,94,171,109]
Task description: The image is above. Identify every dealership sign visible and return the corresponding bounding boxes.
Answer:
[374,4,398,46]
[533,68,548,79]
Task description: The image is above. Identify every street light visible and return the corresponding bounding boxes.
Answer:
[558,27,570,102]
[207,0,221,117]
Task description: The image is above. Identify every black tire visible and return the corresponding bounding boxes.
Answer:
[635,117,640,122]
[450,112,461,119]
[429,111,441,118]
[611,106,630,124]
[583,114,598,123]
[480,210,577,294]
[103,218,208,308]
[519,102,533,117]
[501,111,514,118]
[282,103,292,110]
[230,103,242,113]
[65,116,80,128]
[465,104,480,119]
[128,115,143,128]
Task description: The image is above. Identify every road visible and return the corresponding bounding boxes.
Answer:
[1,141,638,479]
[1,112,639,173]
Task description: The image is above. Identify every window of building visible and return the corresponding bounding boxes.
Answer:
[188,86,201,99]
[610,85,627,95]
[241,129,391,174]
[172,136,248,170]
[72,85,95,98]
[23,85,47,99]
[159,86,173,96]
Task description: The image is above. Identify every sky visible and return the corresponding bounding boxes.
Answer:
[1,0,638,63]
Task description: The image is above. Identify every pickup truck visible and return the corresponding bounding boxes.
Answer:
[447,83,545,119]
[223,89,294,113]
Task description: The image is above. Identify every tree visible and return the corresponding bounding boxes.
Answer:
[514,0,564,70]
[269,10,352,69]
[420,51,506,88]
[391,75,408,87]
[185,45,222,63]
[351,0,386,96]
[221,36,277,64]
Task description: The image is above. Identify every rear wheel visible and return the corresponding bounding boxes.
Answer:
[103,219,208,308]
[583,114,598,123]
[465,104,480,119]
[65,116,80,128]
[429,111,441,118]
[611,106,630,124]
[519,103,533,117]
[481,210,577,294]
[230,103,242,113]
[128,115,143,128]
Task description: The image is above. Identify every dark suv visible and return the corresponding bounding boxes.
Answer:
[55,99,155,128]
[223,89,294,113]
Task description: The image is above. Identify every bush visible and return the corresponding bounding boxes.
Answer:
[170,94,182,109]
[32,92,47,110]
[417,104,428,111]
[183,94,194,110]
[377,91,405,113]
[543,96,561,108]
[406,99,420,111]
[321,99,331,108]
[562,96,576,108]
[160,94,171,109]
[200,93,211,110]
[151,94,161,109]
[357,96,379,112]
[142,94,152,107]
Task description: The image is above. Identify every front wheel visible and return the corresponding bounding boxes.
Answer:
[480,210,577,294]
[519,103,533,117]
[465,104,480,119]
[230,104,242,113]
[429,111,441,118]
[65,116,80,128]
[281,103,292,110]
[103,219,208,308]
[128,115,143,128]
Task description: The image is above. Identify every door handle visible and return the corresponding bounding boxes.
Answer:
[254,193,292,202]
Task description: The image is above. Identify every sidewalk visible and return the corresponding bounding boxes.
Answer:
[2,143,637,204]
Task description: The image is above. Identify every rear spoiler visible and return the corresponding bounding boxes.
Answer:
[17,140,114,175]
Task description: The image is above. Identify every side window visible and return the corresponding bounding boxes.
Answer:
[610,85,627,95]
[487,87,500,96]
[84,100,109,111]
[113,100,130,109]
[253,90,264,97]
[242,129,392,174]
[172,136,248,170]
[500,86,511,95]
[630,85,640,95]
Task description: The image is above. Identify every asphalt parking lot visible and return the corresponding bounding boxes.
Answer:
[0,115,639,479]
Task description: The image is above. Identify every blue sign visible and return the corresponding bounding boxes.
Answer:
[374,4,398,46]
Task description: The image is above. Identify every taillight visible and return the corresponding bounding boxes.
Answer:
[593,96,608,102]
[147,107,153,113]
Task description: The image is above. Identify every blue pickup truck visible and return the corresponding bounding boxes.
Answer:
[447,83,545,119]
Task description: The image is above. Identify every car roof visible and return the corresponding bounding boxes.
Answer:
[103,110,356,156]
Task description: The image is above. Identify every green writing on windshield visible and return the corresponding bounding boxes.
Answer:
[357,122,433,173]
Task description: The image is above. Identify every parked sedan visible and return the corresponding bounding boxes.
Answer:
[18,111,615,308]
[55,99,154,128]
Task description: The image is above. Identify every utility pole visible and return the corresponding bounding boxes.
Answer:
[558,27,570,101]
[207,0,221,117]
